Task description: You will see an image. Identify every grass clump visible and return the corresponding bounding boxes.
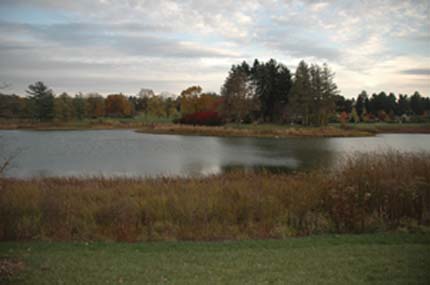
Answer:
[0,151,429,242]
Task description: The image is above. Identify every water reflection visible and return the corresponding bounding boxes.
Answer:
[1,130,429,178]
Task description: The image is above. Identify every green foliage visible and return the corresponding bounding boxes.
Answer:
[252,59,292,122]
[147,95,166,117]
[54,92,74,121]
[73,93,86,120]
[289,62,337,126]
[26,81,55,121]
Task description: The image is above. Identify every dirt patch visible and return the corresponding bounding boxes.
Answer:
[0,258,25,279]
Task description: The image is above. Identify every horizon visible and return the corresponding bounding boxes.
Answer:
[0,0,429,98]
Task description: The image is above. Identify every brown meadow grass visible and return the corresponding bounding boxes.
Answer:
[0,151,429,242]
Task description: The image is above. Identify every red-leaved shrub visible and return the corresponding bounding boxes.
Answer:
[178,111,224,126]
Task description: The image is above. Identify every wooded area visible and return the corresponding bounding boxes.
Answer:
[1,59,429,126]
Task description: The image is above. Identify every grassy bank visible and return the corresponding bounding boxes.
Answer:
[2,118,430,138]
[1,152,429,242]
[0,115,175,131]
[137,122,430,138]
[340,122,430,134]
[137,123,374,137]
[1,233,429,284]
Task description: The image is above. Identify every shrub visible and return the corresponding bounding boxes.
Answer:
[178,111,224,126]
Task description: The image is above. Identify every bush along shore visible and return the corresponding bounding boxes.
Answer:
[0,151,429,242]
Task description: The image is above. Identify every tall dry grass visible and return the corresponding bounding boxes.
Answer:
[0,151,429,242]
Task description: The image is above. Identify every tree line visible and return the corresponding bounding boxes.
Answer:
[0,58,429,124]
[0,82,179,121]
[335,90,430,123]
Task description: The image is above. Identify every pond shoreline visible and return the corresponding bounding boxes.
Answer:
[135,124,374,138]
[1,152,428,242]
[2,121,429,137]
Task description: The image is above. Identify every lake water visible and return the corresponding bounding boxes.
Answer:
[1,130,430,178]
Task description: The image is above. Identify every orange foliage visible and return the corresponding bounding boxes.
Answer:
[105,94,132,117]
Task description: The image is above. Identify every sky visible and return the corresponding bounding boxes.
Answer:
[0,0,429,98]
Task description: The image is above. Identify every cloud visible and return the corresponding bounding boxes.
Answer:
[0,0,429,97]
[401,68,430,75]
[0,21,242,58]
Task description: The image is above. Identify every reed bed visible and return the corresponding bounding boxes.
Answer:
[0,151,429,242]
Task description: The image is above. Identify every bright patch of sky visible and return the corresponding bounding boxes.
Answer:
[0,0,429,97]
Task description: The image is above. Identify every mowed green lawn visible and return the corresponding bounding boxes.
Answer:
[1,234,429,285]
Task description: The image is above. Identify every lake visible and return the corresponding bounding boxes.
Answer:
[1,130,430,178]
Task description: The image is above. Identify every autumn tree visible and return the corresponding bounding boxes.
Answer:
[197,93,219,113]
[0,94,27,118]
[86,93,105,118]
[54,92,75,121]
[179,86,202,115]
[147,95,166,117]
[164,97,178,117]
[105,94,133,117]
[221,69,258,123]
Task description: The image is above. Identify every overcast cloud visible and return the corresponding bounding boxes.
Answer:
[0,0,429,97]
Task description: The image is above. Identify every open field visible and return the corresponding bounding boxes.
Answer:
[1,234,429,284]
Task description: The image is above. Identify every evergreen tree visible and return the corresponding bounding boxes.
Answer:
[289,61,312,125]
[73,93,86,120]
[26,81,54,120]
[252,59,292,122]
[410,91,424,115]
[356,91,367,118]
[397,94,410,115]
[319,63,338,125]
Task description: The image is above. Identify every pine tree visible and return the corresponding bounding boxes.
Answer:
[289,61,312,125]
[26,81,54,121]
[319,63,338,126]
